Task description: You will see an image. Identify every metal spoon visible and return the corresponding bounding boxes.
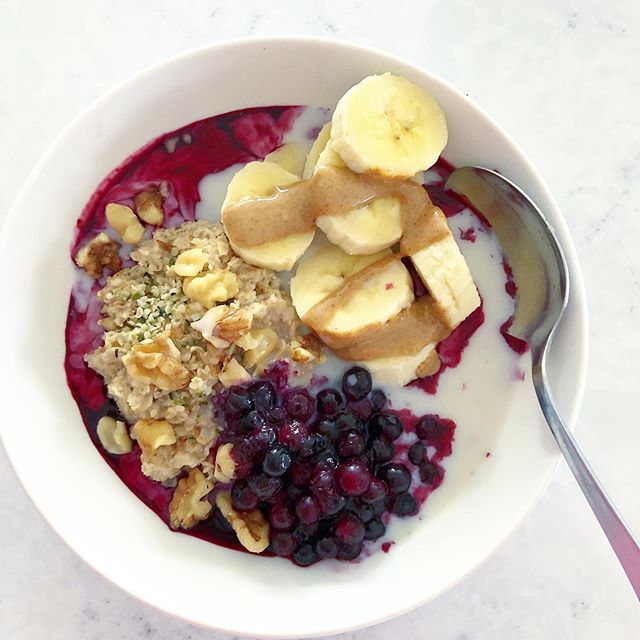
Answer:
[446,166,640,599]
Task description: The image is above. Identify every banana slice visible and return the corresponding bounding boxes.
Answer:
[316,196,403,255]
[302,123,332,179]
[331,73,448,178]
[410,234,480,328]
[326,259,414,335]
[309,127,403,255]
[364,341,437,386]
[290,244,390,319]
[291,244,413,338]
[221,161,314,271]
[264,142,308,177]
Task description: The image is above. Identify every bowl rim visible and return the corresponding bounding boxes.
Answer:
[0,35,588,638]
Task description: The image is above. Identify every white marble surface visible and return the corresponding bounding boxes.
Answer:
[1,0,639,637]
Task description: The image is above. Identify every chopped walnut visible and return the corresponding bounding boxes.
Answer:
[122,332,191,391]
[218,358,251,387]
[105,203,145,244]
[182,270,240,308]
[96,416,132,454]
[415,349,441,378]
[191,305,253,349]
[75,232,122,279]
[132,419,176,453]
[213,443,237,482]
[134,187,164,225]
[243,328,279,369]
[173,248,208,277]
[169,468,214,529]
[215,491,269,553]
[292,333,324,364]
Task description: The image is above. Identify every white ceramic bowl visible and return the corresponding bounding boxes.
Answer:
[0,37,587,637]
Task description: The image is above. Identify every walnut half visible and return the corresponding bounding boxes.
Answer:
[75,232,122,279]
[122,332,191,391]
[96,416,132,455]
[215,491,269,553]
[191,305,252,349]
[169,468,214,529]
[134,187,164,226]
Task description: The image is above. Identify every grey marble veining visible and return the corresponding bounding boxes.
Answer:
[1,0,639,638]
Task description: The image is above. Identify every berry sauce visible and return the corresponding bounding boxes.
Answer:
[63,105,523,561]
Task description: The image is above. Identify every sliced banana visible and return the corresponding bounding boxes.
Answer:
[291,244,413,339]
[221,161,314,271]
[331,73,448,178]
[309,126,402,255]
[325,258,414,336]
[264,142,308,177]
[290,244,390,319]
[364,341,438,386]
[316,196,403,255]
[302,123,332,179]
[410,234,481,328]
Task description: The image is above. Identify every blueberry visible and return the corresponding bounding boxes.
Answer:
[369,412,403,442]
[290,461,313,487]
[314,418,338,441]
[277,421,308,451]
[265,405,287,425]
[285,389,315,421]
[248,472,282,500]
[347,499,374,523]
[231,481,259,511]
[390,492,418,517]
[419,461,442,486]
[270,531,295,557]
[309,462,335,494]
[269,503,295,530]
[361,477,388,503]
[224,387,253,418]
[341,366,372,400]
[295,495,321,524]
[316,388,345,417]
[370,439,394,464]
[370,499,386,517]
[336,459,371,497]
[348,398,372,421]
[364,518,386,541]
[370,388,387,412]
[408,441,426,465]
[377,463,411,494]
[292,543,319,566]
[316,537,339,559]
[317,492,347,516]
[250,380,276,416]
[335,412,364,434]
[292,522,319,545]
[415,414,446,440]
[262,446,292,477]
[248,426,276,454]
[239,409,265,434]
[296,433,317,459]
[337,541,363,561]
[336,429,365,457]
[335,512,365,545]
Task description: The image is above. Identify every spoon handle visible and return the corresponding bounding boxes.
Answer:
[532,343,640,600]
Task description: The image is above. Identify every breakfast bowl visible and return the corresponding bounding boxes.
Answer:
[0,36,587,637]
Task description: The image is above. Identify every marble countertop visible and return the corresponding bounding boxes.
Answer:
[1,0,639,638]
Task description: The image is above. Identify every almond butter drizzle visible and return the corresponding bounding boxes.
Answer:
[223,165,456,362]
[223,166,449,251]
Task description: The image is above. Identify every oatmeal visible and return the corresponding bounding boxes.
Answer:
[85,220,317,483]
